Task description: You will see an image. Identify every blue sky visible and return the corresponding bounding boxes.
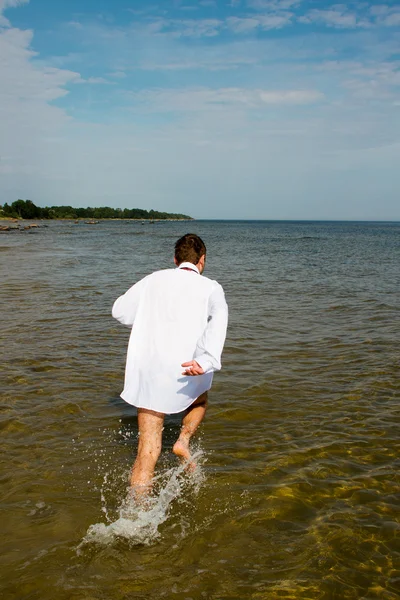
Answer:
[0,0,399,219]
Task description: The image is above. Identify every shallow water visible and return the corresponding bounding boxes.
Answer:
[0,219,399,599]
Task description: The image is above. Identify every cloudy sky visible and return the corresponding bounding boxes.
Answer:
[0,0,399,219]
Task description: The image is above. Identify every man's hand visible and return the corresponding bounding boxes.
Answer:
[181,360,205,376]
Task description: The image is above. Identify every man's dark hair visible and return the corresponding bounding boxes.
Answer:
[175,233,206,265]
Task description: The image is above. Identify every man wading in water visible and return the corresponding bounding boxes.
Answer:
[112,234,228,496]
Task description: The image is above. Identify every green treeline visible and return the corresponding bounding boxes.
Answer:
[0,199,192,221]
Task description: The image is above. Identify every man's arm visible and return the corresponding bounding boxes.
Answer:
[111,277,147,327]
[183,283,228,376]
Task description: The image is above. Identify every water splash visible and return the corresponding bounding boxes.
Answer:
[79,450,205,549]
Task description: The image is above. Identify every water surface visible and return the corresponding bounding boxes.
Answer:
[1,220,399,599]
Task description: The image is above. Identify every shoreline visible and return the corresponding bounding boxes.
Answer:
[0,217,194,233]
[0,217,194,222]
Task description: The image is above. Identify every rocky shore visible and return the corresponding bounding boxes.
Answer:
[0,221,41,232]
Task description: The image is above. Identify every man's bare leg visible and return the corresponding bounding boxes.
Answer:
[173,392,208,465]
[130,408,165,496]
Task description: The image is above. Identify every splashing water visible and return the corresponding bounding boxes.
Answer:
[79,450,205,549]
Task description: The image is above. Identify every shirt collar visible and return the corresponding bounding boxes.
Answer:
[177,261,200,274]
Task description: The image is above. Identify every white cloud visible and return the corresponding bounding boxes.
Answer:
[138,10,294,38]
[315,58,400,101]
[156,18,222,37]
[0,0,28,10]
[72,4,400,48]
[227,13,293,32]
[299,8,369,29]
[369,4,400,26]
[140,54,257,71]
[298,5,400,30]
[342,77,394,100]
[128,86,324,112]
[247,0,300,10]
[369,5,390,17]
[49,52,83,67]
[0,24,80,179]
[67,21,83,30]
[86,76,113,84]
[72,75,114,84]
[0,1,399,219]
[351,61,400,84]
[226,17,262,33]
[378,12,400,27]
[0,0,27,6]
[0,0,28,26]
[340,60,400,100]
[259,89,324,103]
[119,3,400,41]
[0,27,80,100]
[109,70,127,78]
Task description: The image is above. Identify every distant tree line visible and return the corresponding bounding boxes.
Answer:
[0,199,192,221]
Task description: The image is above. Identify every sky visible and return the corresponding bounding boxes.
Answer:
[0,0,399,220]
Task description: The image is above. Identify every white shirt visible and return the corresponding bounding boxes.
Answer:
[112,262,228,414]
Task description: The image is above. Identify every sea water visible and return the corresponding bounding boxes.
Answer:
[0,219,399,599]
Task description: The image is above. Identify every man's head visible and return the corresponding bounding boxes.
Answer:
[174,233,206,273]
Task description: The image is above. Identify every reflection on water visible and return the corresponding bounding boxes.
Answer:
[0,219,399,599]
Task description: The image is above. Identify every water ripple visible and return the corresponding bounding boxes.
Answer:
[0,220,399,599]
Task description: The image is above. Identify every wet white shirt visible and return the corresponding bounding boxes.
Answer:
[112,262,228,414]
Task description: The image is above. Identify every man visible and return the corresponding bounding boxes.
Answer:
[112,233,228,494]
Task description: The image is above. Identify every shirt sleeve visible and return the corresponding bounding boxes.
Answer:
[111,276,147,327]
[194,282,228,373]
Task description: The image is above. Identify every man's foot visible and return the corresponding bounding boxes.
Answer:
[172,438,190,461]
[173,439,196,472]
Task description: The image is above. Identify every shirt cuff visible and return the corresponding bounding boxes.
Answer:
[194,355,214,374]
